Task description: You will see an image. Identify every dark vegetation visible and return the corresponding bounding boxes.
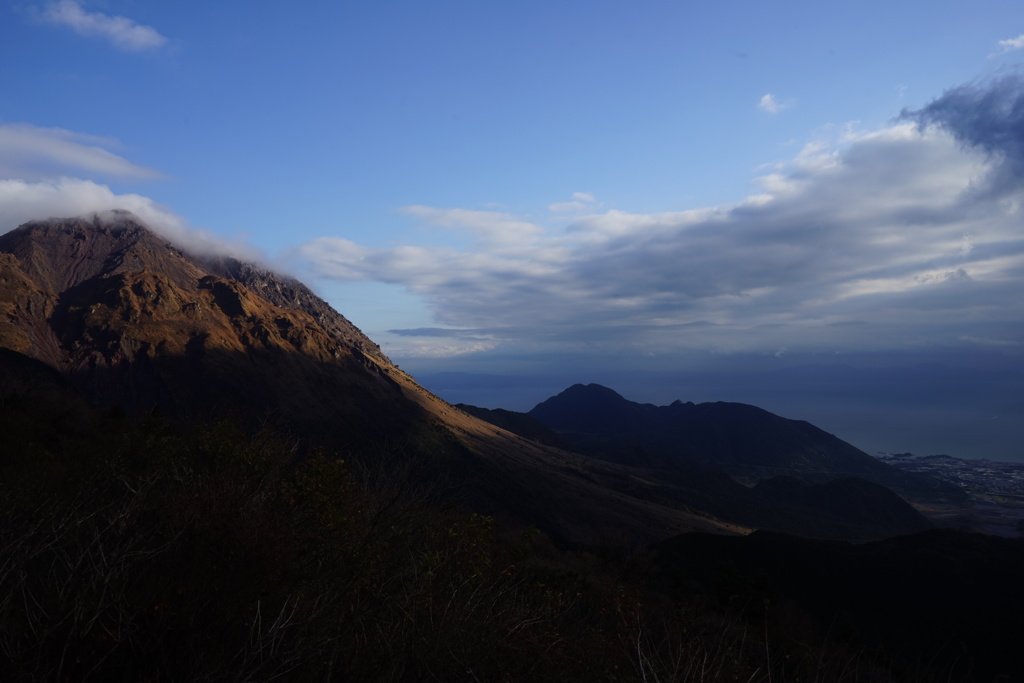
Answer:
[2,358,1018,682]
[656,530,1024,683]
[1,386,611,681]
[0,386,827,681]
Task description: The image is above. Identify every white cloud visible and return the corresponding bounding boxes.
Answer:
[41,0,167,51]
[0,177,177,233]
[996,34,1024,53]
[380,337,499,359]
[400,205,544,250]
[758,93,792,114]
[0,123,165,181]
[0,122,259,261]
[0,177,259,260]
[0,123,175,234]
[300,119,1024,360]
[567,206,724,238]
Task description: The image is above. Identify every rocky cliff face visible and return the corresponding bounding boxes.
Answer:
[198,253,389,364]
[0,213,387,361]
[0,214,416,446]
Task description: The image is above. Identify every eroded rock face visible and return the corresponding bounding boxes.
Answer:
[198,254,388,362]
[0,214,412,446]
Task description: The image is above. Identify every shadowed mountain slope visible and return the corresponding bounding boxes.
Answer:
[460,398,933,540]
[456,403,573,450]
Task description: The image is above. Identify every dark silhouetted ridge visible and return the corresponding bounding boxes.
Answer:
[528,383,963,503]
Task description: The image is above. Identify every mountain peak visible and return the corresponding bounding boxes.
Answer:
[0,215,396,424]
[562,383,627,400]
[0,213,203,295]
[528,382,654,433]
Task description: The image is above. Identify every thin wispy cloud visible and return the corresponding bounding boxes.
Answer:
[0,123,165,181]
[382,335,498,358]
[300,77,1024,361]
[758,93,792,114]
[41,0,167,52]
[994,34,1024,54]
[400,205,545,250]
[0,123,258,261]
[549,192,599,214]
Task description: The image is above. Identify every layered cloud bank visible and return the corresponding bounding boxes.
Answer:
[299,77,1024,361]
[4,71,1022,367]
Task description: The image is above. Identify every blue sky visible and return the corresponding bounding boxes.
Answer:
[2,1,1024,459]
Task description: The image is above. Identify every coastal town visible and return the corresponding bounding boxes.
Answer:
[876,452,1024,536]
